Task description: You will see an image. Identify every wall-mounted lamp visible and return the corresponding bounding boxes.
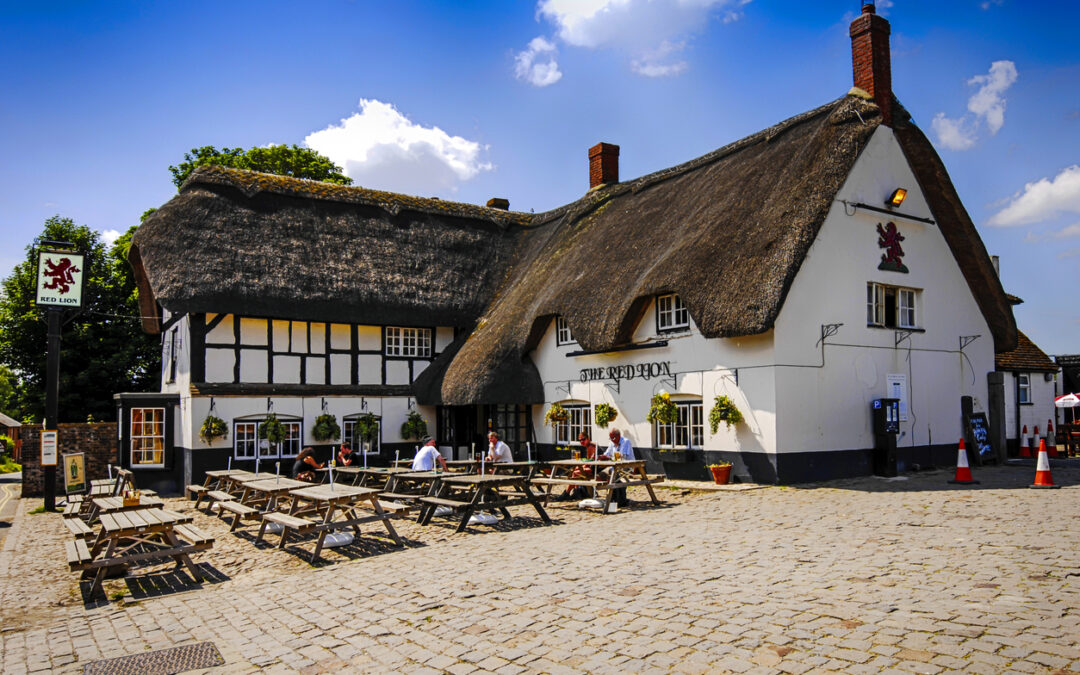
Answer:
[885,188,907,208]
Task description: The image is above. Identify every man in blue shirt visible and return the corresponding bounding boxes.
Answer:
[601,428,633,507]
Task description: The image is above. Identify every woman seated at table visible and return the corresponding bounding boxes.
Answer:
[293,447,324,482]
[554,433,597,501]
[412,437,448,472]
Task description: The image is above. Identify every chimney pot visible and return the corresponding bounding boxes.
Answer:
[588,142,619,189]
[486,198,510,210]
[850,3,892,126]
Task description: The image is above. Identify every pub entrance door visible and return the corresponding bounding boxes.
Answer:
[436,405,534,460]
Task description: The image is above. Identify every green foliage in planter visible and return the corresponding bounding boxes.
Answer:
[199,415,228,445]
[709,395,744,433]
[259,413,287,444]
[544,403,569,427]
[594,403,618,428]
[706,461,732,468]
[400,409,428,441]
[312,413,341,442]
[355,413,380,443]
[646,392,678,425]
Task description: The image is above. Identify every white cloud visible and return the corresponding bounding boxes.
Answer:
[100,229,122,246]
[535,0,750,78]
[304,99,493,196]
[1053,223,1080,238]
[932,61,1017,151]
[988,165,1080,227]
[967,60,1017,134]
[931,113,976,151]
[514,36,563,87]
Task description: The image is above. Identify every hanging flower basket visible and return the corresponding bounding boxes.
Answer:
[545,403,569,426]
[259,413,287,445]
[355,412,380,443]
[647,392,678,425]
[594,403,618,428]
[708,462,732,485]
[312,413,341,442]
[709,395,744,433]
[199,415,228,445]
[400,409,428,441]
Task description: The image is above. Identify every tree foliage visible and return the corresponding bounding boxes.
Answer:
[0,217,161,422]
[168,144,352,189]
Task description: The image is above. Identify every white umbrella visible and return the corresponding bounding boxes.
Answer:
[1055,393,1080,408]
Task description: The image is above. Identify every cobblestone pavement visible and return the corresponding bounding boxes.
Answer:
[1,465,1078,674]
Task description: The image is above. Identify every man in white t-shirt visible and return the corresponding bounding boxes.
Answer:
[485,432,513,463]
[412,437,447,471]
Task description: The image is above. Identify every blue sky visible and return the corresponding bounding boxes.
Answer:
[1,1,1077,355]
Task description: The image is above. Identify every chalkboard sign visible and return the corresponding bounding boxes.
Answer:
[965,413,993,461]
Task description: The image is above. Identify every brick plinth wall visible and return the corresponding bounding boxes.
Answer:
[19,423,118,498]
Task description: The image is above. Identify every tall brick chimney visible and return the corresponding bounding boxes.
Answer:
[850,2,892,126]
[589,142,619,188]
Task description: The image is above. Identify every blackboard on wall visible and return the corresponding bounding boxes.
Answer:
[965,412,993,464]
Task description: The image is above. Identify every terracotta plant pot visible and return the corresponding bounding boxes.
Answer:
[709,464,732,485]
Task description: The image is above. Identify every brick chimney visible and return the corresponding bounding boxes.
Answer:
[850,2,892,126]
[589,142,619,188]
[486,198,509,210]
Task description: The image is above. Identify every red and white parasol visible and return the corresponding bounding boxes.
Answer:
[1054,393,1080,408]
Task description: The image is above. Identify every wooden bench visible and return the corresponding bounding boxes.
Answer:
[258,512,318,550]
[198,490,236,512]
[217,501,261,531]
[418,496,466,509]
[530,477,600,487]
[62,501,84,518]
[63,517,95,539]
[158,509,194,525]
[65,538,93,572]
[185,484,208,501]
[364,500,411,516]
[379,491,421,502]
[174,523,215,547]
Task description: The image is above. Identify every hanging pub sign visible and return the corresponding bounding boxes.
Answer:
[36,249,86,307]
[580,361,672,383]
[876,222,908,273]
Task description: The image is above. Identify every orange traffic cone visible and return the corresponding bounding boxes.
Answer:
[1030,439,1060,489]
[1019,425,1031,458]
[948,438,979,484]
[1047,420,1058,458]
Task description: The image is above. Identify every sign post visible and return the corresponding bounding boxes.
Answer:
[36,244,86,511]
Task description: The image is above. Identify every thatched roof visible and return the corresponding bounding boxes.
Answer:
[131,166,531,333]
[438,94,1017,405]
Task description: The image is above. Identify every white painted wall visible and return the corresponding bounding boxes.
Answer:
[1002,371,1058,442]
[773,126,994,454]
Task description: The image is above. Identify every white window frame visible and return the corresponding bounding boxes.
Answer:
[233,419,302,459]
[343,417,381,456]
[657,293,689,332]
[1018,373,1031,405]
[867,282,919,329]
[655,400,704,449]
[556,404,591,445]
[130,407,165,467]
[556,316,576,346]
[385,327,432,357]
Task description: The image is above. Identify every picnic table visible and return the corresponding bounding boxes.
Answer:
[67,507,214,598]
[351,466,413,488]
[380,470,442,504]
[84,494,165,522]
[255,483,409,562]
[394,458,478,472]
[531,459,664,513]
[315,465,366,485]
[416,474,551,533]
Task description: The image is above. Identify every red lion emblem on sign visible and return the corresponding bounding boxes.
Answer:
[42,257,80,294]
[877,222,908,273]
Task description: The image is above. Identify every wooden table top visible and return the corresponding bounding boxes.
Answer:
[289,483,377,502]
[99,508,184,533]
[316,466,365,475]
[392,471,442,480]
[395,459,477,468]
[440,474,525,486]
[243,477,309,492]
[236,472,282,483]
[357,466,412,475]
[206,469,254,478]
[548,459,644,468]
[92,495,164,511]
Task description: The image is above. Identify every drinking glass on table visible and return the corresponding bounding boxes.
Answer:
[614,451,623,461]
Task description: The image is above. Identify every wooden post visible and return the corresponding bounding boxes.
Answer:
[44,308,61,511]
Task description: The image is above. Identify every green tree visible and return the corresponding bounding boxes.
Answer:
[0,217,161,423]
[0,365,20,418]
[168,144,352,189]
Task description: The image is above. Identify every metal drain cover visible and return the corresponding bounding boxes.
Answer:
[83,641,224,675]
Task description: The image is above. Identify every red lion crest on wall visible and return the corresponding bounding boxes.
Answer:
[877,222,908,273]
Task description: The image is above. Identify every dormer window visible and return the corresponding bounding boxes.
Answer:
[556,316,576,346]
[657,293,689,332]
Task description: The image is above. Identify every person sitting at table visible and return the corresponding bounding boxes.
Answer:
[412,436,448,472]
[293,447,324,482]
[554,432,598,502]
[600,428,634,507]
[485,431,514,464]
[337,443,354,466]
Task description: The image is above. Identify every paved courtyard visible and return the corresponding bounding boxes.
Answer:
[1,464,1078,674]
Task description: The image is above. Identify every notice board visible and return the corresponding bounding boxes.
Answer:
[965,412,993,461]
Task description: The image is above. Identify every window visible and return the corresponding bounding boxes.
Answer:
[867,283,919,329]
[1018,373,1031,405]
[655,400,704,449]
[385,327,432,357]
[343,417,381,455]
[556,404,591,445]
[657,293,689,332]
[233,419,303,459]
[556,316,576,346]
[130,407,165,466]
[164,329,178,384]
